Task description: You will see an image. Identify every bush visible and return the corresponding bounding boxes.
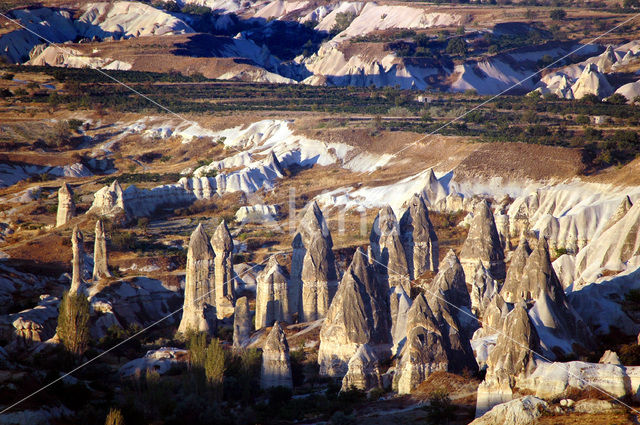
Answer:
[576,115,590,125]
[607,93,628,105]
[331,12,356,35]
[57,290,91,359]
[423,389,455,424]
[205,338,225,400]
[445,37,467,56]
[111,230,136,251]
[550,9,567,20]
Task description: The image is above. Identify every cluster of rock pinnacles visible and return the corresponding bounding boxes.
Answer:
[60,184,594,396]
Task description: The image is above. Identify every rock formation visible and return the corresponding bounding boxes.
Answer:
[426,289,478,374]
[477,301,541,415]
[211,220,235,319]
[459,200,505,282]
[601,195,632,234]
[471,396,548,425]
[89,180,129,219]
[255,256,291,329]
[92,219,111,281]
[400,193,439,278]
[370,205,410,293]
[70,225,85,295]
[474,292,510,339]
[393,294,448,394]
[292,201,338,322]
[573,199,640,285]
[261,322,293,389]
[527,238,596,356]
[599,350,621,365]
[500,235,532,303]
[390,284,412,355]
[494,212,510,252]
[233,296,252,349]
[570,63,613,99]
[470,262,499,319]
[430,250,470,311]
[341,344,383,392]
[56,183,75,227]
[177,224,216,334]
[318,248,391,377]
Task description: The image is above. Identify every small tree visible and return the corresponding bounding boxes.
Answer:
[105,408,125,425]
[446,37,467,56]
[187,331,207,370]
[205,338,226,400]
[550,8,567,21]
[57,290,91,359]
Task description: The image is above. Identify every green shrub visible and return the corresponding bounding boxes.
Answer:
[205,338,225,400]
[550,9,567,20]
[57,290,91,359]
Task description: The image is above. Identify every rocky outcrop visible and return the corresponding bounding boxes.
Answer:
[370,206,410,293]
[459,200,505,282]
[393,294,448,394]
[56,183,75,227]
[255,256,291,329]
[341,344,383,392]
[211,220,235,319]
[92,219,111,281]
[177,224,216,335]
[573,198,640,285]
[89,180,128,219]
[261,322,293,389]
[88,277,182,340]
[477,301,540,415]
[400,193,439,278]
[570,63,613,99]
[318,248,391,377]
[292,202,338,322]
[70,225,85,295]
[500,235,532,303]
[527,238,596,356]
[233,296,252,349]
[471,396,548,425]
[470,262,499,319]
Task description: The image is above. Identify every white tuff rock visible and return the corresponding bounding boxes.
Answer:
[177,224,216,334]
[56,183,75,227]
[92,219,111,281]
[255,256,292,329]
